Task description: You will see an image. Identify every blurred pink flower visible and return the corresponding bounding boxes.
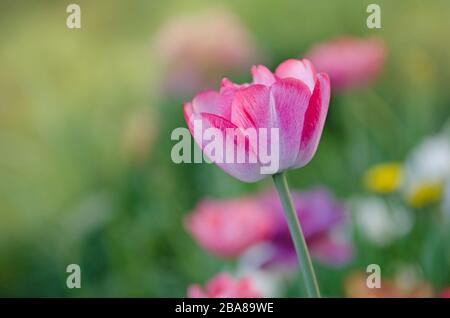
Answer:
[185,187,352,266]
[306,37,386,91]
[188,273,262,298]
[261,188,353,267]
[440,288,450,298]
[185,198,274,258]
[153,8,259,96]
[184,59,331,182]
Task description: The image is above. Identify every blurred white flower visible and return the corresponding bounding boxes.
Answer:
[404,135,450,185]
[402,134,450,207]
[236,269,283,298]
[236,244,285,297]
[352,196,413,246]
[237,243,275,269]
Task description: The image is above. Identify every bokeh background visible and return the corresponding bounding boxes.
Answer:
[1,0,449,297]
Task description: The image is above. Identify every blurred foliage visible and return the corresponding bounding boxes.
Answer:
[0,0,449,296]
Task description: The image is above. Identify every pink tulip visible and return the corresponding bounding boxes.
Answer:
[185,198,274,258]
[153,9,258,96]
[188,273,262,298]
[306,37,386,91]
[183,59,331,182]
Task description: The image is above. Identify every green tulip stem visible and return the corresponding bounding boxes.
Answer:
[272,172,321,298]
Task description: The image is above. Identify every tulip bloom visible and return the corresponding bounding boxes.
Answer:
[306,37,386,91]
[183,59,330,183]
[183,58,330,297]
[153,9,258,97]
[188,273,262,298]
[185,198,274,258]
[185,188,352,266]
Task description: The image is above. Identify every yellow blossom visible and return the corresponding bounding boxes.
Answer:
[407,182,443,208]
[364,163,403,193]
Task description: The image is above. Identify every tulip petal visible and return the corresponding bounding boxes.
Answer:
[190,112,265,182]
[294,73,330,168]
[275,59,316,93]
[191,90,233,118]
[187,285,207,298]
[230,84,271,130]
[270,78,312,170]
[219,78,251,120]
[251,65,276,86]
[220,78,249,93]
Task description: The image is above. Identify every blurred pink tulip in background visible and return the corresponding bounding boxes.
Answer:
[187,273,262,298]
[153,8,259,96]
[185,198,274,258]
[306,37,386,91]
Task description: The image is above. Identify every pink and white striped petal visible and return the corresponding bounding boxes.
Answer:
[294,73,330,168]
[270,78,312,170]
[275,59,317,93]
[251,65,277,86]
